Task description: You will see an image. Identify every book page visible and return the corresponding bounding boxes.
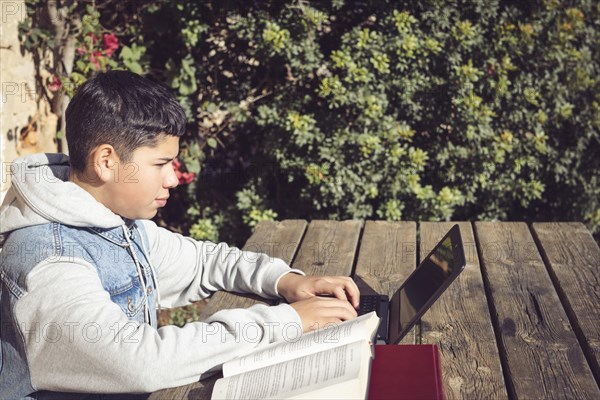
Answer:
[212,340,369,400]
[222,311,378,377]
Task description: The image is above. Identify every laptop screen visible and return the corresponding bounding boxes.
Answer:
[388,226,465,344]
[398,235,454,329]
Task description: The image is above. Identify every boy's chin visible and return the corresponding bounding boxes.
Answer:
[138,209,159,220]
[120,208,158,221]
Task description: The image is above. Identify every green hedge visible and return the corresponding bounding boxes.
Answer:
[23,0,600,244]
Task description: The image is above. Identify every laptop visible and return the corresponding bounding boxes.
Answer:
[357,224,466,344]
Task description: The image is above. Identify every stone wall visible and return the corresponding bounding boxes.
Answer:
[1,0,58,204]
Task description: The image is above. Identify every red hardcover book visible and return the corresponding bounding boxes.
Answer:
[368,344,446,400]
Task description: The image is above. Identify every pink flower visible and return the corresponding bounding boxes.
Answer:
[47,75,62,92]
[102,33,119,57]
[87,32,98,45]
[77,33,98,57]
[172,158,196,185]
[181,172,196,185]
[89,50,102,68]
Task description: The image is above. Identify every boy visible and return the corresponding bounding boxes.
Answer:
[0,71,359,399]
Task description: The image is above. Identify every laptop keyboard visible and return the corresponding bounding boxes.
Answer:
[359,294,382,315]
[358,294,390,343]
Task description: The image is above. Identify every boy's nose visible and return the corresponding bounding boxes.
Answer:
[165,168,179,188]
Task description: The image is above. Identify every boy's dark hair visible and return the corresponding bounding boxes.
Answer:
[66,70,186,173]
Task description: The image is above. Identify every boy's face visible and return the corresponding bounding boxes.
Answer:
[106,135,180,220]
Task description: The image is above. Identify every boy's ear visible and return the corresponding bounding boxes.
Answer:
[90,144,120,183]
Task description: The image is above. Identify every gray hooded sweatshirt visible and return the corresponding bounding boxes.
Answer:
[0,153,303,397]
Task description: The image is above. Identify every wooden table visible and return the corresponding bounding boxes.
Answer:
[150,221,600,399]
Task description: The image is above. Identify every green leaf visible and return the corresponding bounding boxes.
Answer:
[122,59,143,74]
[76,60,87,71]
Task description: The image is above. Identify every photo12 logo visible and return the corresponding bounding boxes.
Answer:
[1,1,67,24]
[1,79,76,104]
[1,2,26,23]
[1,82,40,104]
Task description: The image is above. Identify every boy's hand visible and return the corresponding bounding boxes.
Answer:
[277,273,360,308]
[290,296,358,332]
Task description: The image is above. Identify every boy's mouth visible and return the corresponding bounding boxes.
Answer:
[155,196,169,207]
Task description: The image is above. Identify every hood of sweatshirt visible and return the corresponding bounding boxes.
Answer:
[0,153,124,234]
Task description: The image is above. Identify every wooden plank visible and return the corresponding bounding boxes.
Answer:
[353,221,416,297]
[531,222,600,386]
[419,222,507,399]
[163,377,217,400]
[353,221,417,344]
[474,222,600,399]
[149,376,215,400]
[149,378,190,400]
[290,220,363,277]
[149,220,308,400]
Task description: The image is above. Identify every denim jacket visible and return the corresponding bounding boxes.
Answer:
[0,154,303,398]
[1,221,157,398]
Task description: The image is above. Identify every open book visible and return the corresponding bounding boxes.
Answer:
[211,311,380,400]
